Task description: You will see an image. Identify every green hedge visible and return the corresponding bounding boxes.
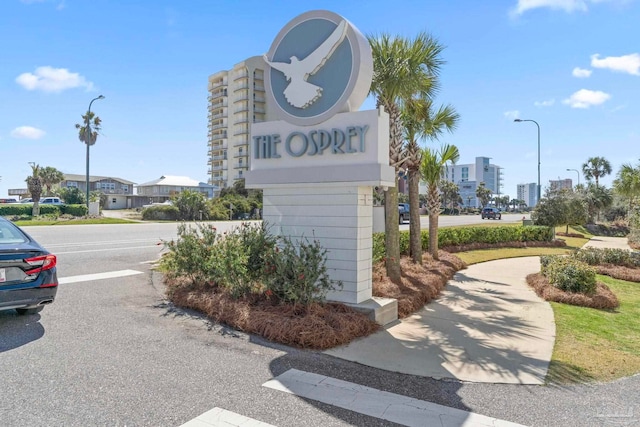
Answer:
[0,205,32,216]
[373,225,553,263]
[0,204,87,217]
[142,205,179,220]
[61,204,88,216]
[572,247,640,268]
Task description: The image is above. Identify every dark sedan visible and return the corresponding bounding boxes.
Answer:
[481,207,502,220]
[0,217,58,315]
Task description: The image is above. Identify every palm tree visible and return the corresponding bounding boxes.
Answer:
[40,166,65,196]
[582,156,612,187]
[368,32,444,280]
[402,95,459,264]
[475,182,492,208]
[75,111,102,147]
[580,183,613,222]
[25,163,43,216]
[420,144,459,260]
[613,162,640,212]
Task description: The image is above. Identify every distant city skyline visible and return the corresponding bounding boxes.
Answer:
[2,0,638,199]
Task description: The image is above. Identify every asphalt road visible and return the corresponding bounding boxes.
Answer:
[1,220,638,427]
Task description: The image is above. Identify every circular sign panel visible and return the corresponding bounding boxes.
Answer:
[264,10,373,126]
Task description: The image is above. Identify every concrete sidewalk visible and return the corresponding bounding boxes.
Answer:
[326,257,556,385]
[583,235,634,250]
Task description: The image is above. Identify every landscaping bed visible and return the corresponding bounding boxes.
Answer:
[165,250,467,349]
[526,273,619,309]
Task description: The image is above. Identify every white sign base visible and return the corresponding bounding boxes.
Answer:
[262,184,374,304]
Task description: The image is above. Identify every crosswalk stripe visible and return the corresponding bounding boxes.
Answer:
[179,407,276,427]
[263,369,526,427]
[58,269,144,284]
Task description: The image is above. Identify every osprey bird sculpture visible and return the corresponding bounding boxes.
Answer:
[265,20,347,109]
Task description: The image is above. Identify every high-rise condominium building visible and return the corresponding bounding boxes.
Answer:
[549,179,573,192]
[517,183,538,208]
[207,56,268,195]
[440,157,503,208]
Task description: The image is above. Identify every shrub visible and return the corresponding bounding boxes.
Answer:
[541,256,597,295]
[0,205,32,216]
[61,204,88,217]
[572,247,640,268]
[161,222,339,305]
[263,235,342,305]
[142,205,179,220]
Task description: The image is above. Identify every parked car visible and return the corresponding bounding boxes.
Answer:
[19,198,33,204]
[398,203,410,224]
[481,207,502,220]
[40,197,64,206]
[142,200,173,209]
[0,198,18,204]
[0,217,58,315]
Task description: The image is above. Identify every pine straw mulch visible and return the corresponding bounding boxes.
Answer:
[167,279,380,350]
[526,273,619,310]
[556,232,585,238]
[372,251,467,318]
[441,239,567,253]
[596,264,640,283]
[165,250,468,350]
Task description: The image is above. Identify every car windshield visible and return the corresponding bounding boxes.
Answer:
[0,221,29,244]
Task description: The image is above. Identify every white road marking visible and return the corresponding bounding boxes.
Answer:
[179,407,276,427]
[58,269,144,284]
[263,369,526,427]
[45,238,161,248]
[56,245,160,255]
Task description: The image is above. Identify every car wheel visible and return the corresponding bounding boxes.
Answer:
[498,215,502,220]
[15,306,44,315]
[399,214,404,224]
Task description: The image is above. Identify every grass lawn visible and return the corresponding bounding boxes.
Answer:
[14,217,137,226]
[548,275,640,383]
[455,227,640,383]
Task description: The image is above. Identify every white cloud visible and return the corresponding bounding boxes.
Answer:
[512,0,588,16]
[572,67,592,78]
[504,110,520,120]
[591,53,640,75]
[511,0,624,15]
[534,99,555,107]
[10,126,46,140]
[16,66,94,93]
[563,89,611,108]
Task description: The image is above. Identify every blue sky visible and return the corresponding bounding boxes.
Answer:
[1,0,638,199]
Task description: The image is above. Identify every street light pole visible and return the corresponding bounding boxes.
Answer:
[514,119,541,205]
[566,168,580,187]
[85,95,105,211]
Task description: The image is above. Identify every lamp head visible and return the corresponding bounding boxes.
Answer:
[98,95,105,99]
[514,119,523,122]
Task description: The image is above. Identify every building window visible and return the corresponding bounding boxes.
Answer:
[66,181,78,188]
[122,185,129,193]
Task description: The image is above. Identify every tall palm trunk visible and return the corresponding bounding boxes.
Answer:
[384,102,403,283]
[427,184,440,260]
[408,168,422,263]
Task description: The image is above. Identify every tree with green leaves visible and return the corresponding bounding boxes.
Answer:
[439,179,460,213]
[25,163,43,216]
[59,187,85,205]
[580,183,613,222]
[75,111,102,147]
[39,166,65,196]
[368,32,445,278]
[420,144,459,260]
[582,156,612,187]
[402,94,459,264]
[475,182,492,208]
[613,161,640,212]
[172,190,209,221]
